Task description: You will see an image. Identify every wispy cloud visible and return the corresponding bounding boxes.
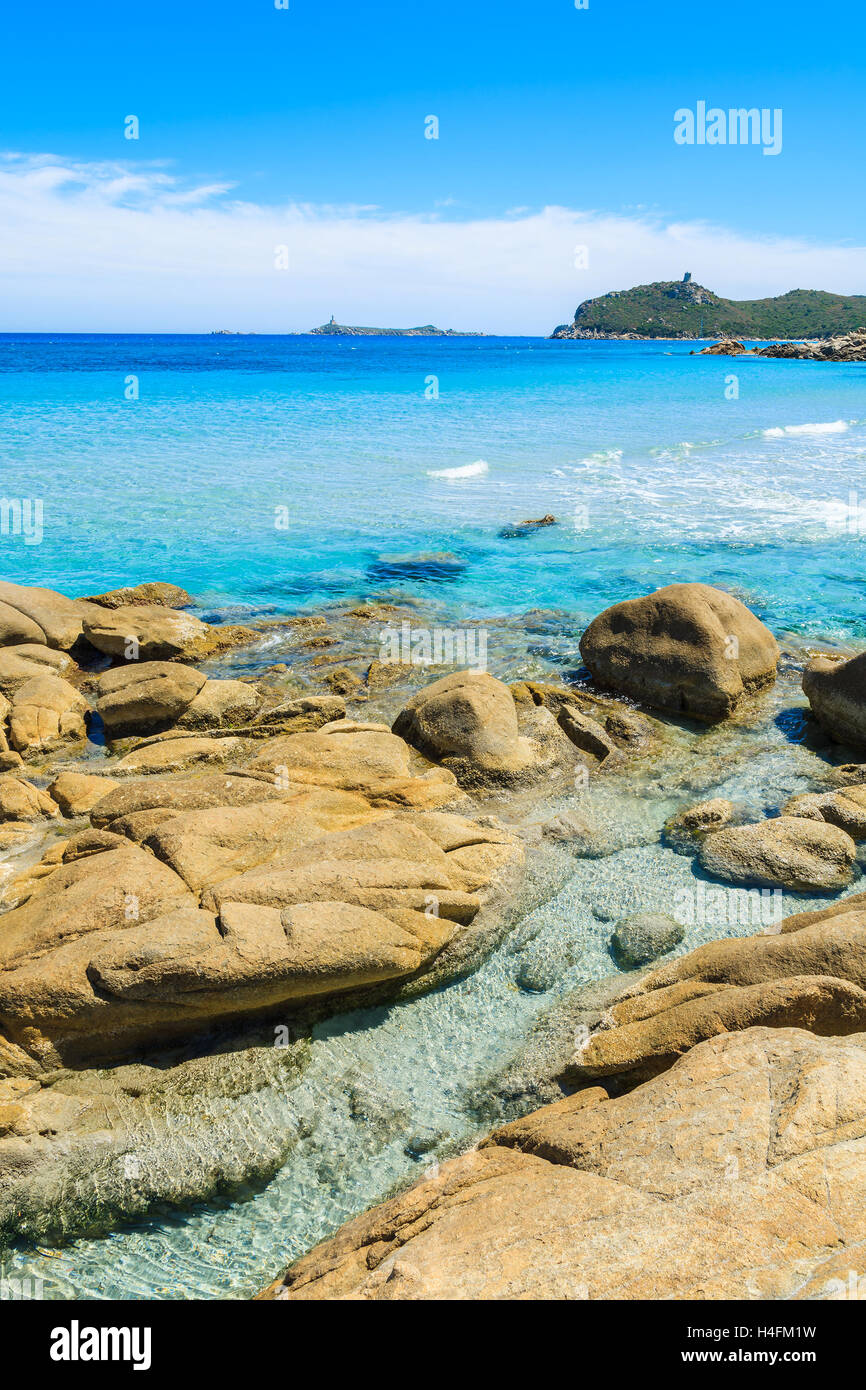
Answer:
[1,154,864,332]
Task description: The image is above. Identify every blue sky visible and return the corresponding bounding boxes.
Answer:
[1,0,863,331]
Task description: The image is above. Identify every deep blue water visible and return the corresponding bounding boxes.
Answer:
[0,332,864,638]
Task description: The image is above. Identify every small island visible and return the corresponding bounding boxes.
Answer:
[309,317,483,337]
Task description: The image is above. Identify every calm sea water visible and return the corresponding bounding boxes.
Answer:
[1,333,865,638]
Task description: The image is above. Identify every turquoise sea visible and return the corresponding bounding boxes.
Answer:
[0,333,865,639]
[1,334,866,1300]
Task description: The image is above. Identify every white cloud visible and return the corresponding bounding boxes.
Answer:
[0,153,864,333]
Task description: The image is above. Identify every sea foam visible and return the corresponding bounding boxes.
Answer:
[427,459,489,479]
[763,420,850,437]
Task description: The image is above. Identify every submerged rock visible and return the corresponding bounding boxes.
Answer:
[499,514,557,539]
[0,1032,310,1248]
[610,912,685,969]
[367,553,466,583]
[663,797,734,853]
[579,582,779,721]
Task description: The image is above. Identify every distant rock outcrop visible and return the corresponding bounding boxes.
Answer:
[309,319,483,337]
[698,328,866,361]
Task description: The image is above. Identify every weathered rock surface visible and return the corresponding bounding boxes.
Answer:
[250,694,345,733]
[0,776,59,823]
[579,583,779,720]
[175,679,261,729]
[697,338,748,355]
[79,581,193,610]
[0,581,93,651]
[112,734,241,775]
[244,721,464,809]
[0,644,73,696]
[96,662,207,736]
[96,663,264,739]
[758,328,866,362]
[803,651,866,748]
[8,674,88,755]
[785,784,866,839]
[392,671,582,788]
[0,724,523,1065]
[698,815,856,892]
[511,681,656,754]
[83,604,216,662]
[47,770,122,816]
[261,1028,866,1300]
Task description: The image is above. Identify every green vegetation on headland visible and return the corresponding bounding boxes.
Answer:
[550,275,866,340]
[309,318,483,336]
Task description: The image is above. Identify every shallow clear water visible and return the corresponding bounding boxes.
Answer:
[1,334,865,1298]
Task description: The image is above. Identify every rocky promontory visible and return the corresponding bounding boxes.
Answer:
[550,277,866,340]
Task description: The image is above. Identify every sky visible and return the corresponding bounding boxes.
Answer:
[0,0,863,333]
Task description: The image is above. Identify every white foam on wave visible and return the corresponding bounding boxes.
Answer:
[427,459,489,479]
[763,420,850,438]
[570,448,623,471]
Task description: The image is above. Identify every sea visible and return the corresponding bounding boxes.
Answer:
[0,332,864,638]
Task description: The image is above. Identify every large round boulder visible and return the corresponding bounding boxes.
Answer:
[578,583,779,720]
[0,581,91,651]
[803,651,866,749]
[392,671,540,784]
